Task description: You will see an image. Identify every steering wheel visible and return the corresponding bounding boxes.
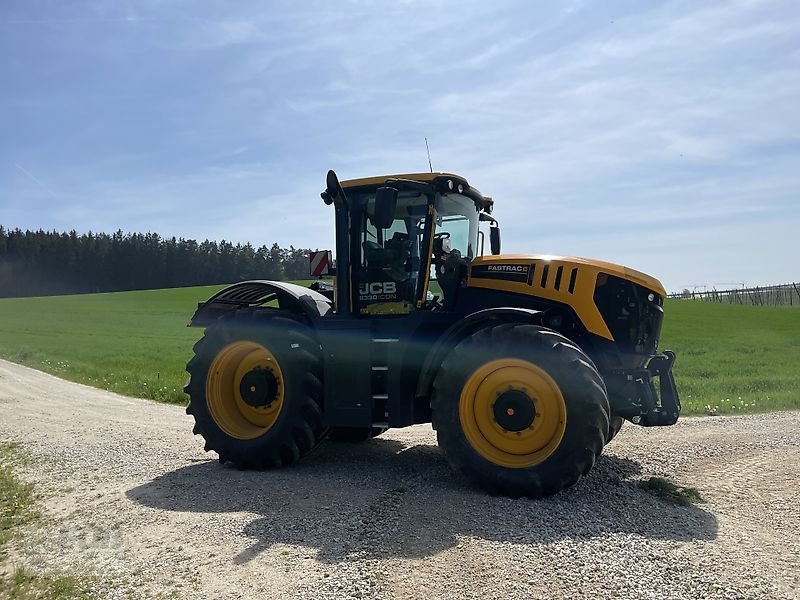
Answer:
[432,231,452,261]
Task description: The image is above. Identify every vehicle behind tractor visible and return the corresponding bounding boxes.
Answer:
[184,170,680,496]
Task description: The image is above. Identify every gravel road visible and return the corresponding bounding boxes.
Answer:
[0,358,798,600]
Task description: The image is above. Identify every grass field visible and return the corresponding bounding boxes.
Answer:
[0,284,797,416]
[658,300,799,415]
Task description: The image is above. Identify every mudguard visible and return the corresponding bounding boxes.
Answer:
[415,307,541,399]
[188,280,332,327]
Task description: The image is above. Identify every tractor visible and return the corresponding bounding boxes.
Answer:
[184,170,680,496]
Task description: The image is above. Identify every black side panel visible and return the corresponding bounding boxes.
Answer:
[382,312,457,427]
[317,318,372,428]
[316,312,458,430]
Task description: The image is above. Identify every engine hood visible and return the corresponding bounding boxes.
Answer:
[466,254,667,341]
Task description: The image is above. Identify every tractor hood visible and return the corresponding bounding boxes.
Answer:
[472,254,666,296]
[467,254,666,341]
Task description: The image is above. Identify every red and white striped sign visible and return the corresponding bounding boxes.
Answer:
[309,250,331,276]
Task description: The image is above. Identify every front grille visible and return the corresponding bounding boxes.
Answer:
[593,274,663,354]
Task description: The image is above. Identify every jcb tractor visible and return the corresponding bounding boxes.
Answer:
[185,170,680,496]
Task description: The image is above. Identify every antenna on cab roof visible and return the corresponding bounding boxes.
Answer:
[425,137,433,173]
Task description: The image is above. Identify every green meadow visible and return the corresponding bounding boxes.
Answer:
[0,285,796,416]
[0,285,223,404]
[658,300,799,415]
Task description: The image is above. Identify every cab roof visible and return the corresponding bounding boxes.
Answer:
[340,172,493,212]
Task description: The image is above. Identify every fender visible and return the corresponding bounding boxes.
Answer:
[414,307,542,400]
[188,280,332,327]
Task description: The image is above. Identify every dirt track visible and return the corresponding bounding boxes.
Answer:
[0,358,798,600]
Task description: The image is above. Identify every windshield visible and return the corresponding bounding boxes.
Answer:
[435,194,479,260]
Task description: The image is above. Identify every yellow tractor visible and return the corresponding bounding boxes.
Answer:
[185,170,680,496]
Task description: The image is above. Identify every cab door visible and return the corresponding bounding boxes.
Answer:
[352,189,434,316]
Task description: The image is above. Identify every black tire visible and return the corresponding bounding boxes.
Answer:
[606,416,625,444]
[184,312,326,469]
[432,323,610,497]
[327,426,388,443]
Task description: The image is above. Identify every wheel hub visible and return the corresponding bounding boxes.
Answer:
[458,358,567,469]
[493,389,536,432]
[239,367,279,408]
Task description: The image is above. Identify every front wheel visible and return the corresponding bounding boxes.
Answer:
[432,323,610,497]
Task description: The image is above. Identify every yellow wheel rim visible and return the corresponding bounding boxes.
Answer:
[459,358,567,468]
[206,341,285,440]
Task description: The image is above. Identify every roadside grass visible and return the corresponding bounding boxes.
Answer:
[0,443,36,557]
[639,476,705,506]
[660,299,800,416]
[0,443,94,599]
[1,568,94,600]
[0,284,796,415]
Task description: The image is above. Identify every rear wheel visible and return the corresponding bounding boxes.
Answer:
[184,312,325,468]
[327,426,388,443]
[432,323,609,497]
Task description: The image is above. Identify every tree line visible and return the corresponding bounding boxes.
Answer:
[0,226,315,298]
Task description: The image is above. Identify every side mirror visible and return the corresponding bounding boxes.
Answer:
[489,225,501,255]
[373,187,398,229]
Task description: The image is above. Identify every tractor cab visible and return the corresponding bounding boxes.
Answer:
[323,171,497,317]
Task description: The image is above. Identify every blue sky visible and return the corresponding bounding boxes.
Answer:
[1,0,798,292]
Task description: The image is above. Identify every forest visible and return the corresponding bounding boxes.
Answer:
[0,226,313,298]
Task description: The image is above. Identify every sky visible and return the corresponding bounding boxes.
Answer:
[1,0,798,292]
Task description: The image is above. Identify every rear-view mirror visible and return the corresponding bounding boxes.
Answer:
[373,187,398,229]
